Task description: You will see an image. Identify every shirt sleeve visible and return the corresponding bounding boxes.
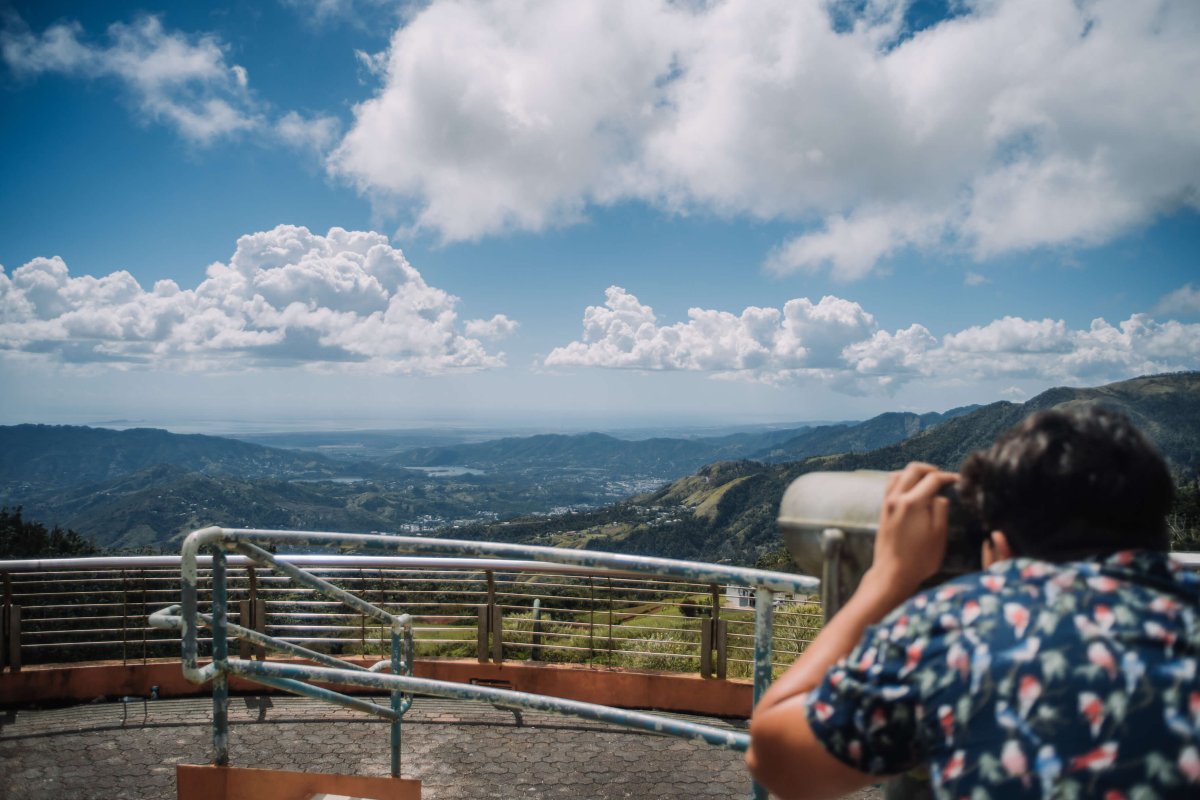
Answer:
[803,620,931,776]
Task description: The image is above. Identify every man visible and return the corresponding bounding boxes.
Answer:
[746,406,1198,799]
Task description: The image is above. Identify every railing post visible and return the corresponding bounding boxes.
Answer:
[248,567,265,660]
[530,598,543,662]
[751,587,775,800]
[588,578,595,658]
[211,547,230,767]
[140,570,149,665]
[359,570,367,656]
[239,567,266,660]
[477,569,501,663]
[606,577,614,667]
[476,602,490,662]
[378,569,388,654]
[2,573,19,672]
[711,583,726,680]
[254,598,267,660]
[715,618,728,680]
[390,627,402,778]
[700,616,713,678]
[491,601,503,663]
[238,599,252,660]
[5,607,18,672]
[120,569,128,665]
[1,572,9,671]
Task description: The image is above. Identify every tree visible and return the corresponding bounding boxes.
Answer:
[1168,480,1200,552]
[0,507,97,558]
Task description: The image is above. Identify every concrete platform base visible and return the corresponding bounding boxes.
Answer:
[176,765,420,800]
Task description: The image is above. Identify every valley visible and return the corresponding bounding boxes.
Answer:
[2,372,1197,561]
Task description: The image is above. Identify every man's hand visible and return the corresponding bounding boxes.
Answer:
[866,463,958,605]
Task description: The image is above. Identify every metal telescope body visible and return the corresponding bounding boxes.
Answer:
[778,470,983,621]
[778,470,948,800]
[777,470,891,621]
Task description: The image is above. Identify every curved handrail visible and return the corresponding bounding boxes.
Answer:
[181,527,818,593]
[166,526,817,797]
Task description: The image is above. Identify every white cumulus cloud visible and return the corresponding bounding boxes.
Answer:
[544,287,877,378]
[330,0,1200,277]
[546,287,1200,393]
[0,225,512,373]
[464,314,518,339]
[275,111,343,156]
[1,14,344,154]
[1154,284,1200,318]
[1,15,257,144]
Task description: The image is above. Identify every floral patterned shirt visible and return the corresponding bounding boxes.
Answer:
[805,550,1200,799]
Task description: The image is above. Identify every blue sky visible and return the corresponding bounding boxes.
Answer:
[1,0,1197,432]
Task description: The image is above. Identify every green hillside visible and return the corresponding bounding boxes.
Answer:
[752,406,978,463]
[0,424,361,491]
[5,372,1195,556]
[14,465,608,551]
[464,372,1200,566]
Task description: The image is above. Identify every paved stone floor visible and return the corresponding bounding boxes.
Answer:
[0,696,885,800]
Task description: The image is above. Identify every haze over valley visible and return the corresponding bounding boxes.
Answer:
[4,373,1197,563]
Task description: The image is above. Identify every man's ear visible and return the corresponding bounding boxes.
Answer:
[982,531,1014,567]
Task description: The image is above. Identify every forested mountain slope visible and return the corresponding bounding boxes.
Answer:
[751,406,978,463]
[5,373,1194,556]
[0,424,356,491]
[464,373,1200,566]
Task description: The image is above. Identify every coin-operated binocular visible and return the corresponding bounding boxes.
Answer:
[778,470,985,621]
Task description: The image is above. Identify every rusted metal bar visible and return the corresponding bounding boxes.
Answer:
[390,628,403,777]
[476,604,489,662]
[490,602,503,663]
[165,526,830,798]
[530,598,543,662]
[4,605,19,672]
[233,658,751,752]
[752,588,774,705]
[247,566,264,660]
[11,543,1198,674]
[140,570,149,665]
[228,541,411,634]
[1,572,9,671]
[120,569,128,665]
[210,547,229,766]
[715,619,728,680]
[588,577,595,658]
[246,671,400,721]
[238,600,251,660]
[751,587,774,800]
[150,604,371,674]
[254,598,266,660]
[607,577,614,667]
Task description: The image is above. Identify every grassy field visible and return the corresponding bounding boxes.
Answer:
[358,595,827,678]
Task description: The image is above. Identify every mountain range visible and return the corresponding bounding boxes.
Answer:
[459,372,1200,565]
[385,406,977,472]
[1,372,1196,556]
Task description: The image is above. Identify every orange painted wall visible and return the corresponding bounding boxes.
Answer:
[0,658,753,718]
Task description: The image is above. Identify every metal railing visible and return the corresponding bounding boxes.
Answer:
[2,528,819,800]
[0,556,822,675]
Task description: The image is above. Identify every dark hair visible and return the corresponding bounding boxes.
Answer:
[958,405,1174,562]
